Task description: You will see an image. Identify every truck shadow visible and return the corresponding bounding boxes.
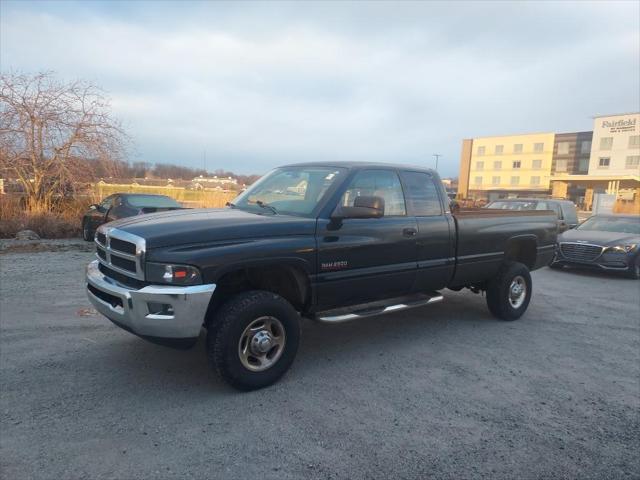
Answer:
[70,292,493,396]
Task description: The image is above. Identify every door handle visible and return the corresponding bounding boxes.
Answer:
[402,228,417,237]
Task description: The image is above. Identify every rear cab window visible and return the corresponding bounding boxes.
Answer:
[400,171,442,216]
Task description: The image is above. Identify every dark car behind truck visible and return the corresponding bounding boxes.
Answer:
[86,162,557,390]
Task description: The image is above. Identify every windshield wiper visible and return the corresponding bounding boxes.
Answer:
[256,200,278,214]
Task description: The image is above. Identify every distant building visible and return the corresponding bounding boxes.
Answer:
[551,113,639,210]
[458,132,555,201]
[191,175,238,189]
[457,112,639,212]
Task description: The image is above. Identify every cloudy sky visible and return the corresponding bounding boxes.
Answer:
[1,1,638,176]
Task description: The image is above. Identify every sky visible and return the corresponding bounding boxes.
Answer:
[1,1,639,177]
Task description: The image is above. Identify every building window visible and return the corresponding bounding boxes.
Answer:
[600,137,613,150]
[477,146,485,156]
[626,156,640,168]
[629,136,640,148]
[493,161,502,170]
[532,159,542,169]
[510,176,520,186]
[557,142,569,155]
[475,161,484,170]
[578,158,589,172]
[598,157,610,168]
[580,140,592,154]
[513,144,523,153]
[492,176,500,186]
[530,176,540,186]
[512,160,521,169]
[495,145,504,155]
[474,176,483,185]
[534,143,544,153]
[555,159,567,172]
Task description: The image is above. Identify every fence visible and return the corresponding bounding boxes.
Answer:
[93,183,237,208]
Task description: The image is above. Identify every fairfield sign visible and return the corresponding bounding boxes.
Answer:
[601,116,637,133]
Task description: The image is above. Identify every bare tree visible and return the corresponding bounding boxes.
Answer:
[0,72,127,212]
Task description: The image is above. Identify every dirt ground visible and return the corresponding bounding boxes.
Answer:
[1,241,639,479]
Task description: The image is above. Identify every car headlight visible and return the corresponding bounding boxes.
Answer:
[608,244,637,253]
[146,262,202,285]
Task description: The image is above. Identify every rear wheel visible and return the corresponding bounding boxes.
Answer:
[207,290,300,391]
[486,261,532,321]
[82,220,93,242]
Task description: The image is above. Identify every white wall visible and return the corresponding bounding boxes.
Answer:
[589,113,640,176]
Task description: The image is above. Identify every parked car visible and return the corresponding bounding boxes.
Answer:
[485,198,578,233]
[82,193,182,241]
[551,214,640,279]
[85,162,557,390]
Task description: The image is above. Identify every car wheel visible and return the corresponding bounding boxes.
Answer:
[486,261,532,321]
[207,290,300,391]
[82,220,93,242]
[625,256,640,280]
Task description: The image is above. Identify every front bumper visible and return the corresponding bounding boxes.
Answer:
[553,247,636,272]
[86,260,216,344]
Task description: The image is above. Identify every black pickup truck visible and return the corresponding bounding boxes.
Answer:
[86,162,557,390]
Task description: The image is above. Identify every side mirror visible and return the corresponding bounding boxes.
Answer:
[332,195,385,219]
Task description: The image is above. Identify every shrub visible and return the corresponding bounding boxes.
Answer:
[0,195,87,239]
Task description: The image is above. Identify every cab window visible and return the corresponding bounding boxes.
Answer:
[341,170,406,216]
[400,171,442,216]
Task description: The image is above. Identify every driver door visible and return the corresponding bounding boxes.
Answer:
[316,169,418,309]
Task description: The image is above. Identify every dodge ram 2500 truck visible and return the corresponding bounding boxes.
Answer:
[86,162,557,390]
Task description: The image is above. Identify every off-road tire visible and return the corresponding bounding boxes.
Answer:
[82,220,93,242]
[486,261,532,321]
[207,290,300,391]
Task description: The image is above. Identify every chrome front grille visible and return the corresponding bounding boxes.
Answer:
[559,242,604,262]
[95,226,146,280]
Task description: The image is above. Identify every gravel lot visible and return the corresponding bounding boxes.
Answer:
[1,241,639,479]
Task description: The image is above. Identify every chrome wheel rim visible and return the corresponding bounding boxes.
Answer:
[238,316,286,372]
[508,275,527,309]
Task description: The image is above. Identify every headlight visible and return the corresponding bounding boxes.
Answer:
[608,244,637,253]
[146,262,202,285]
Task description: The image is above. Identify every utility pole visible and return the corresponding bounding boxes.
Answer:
[203,148,207,175]
[433,154,442,171]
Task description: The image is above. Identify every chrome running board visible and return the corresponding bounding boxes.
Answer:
[313,292,443,323]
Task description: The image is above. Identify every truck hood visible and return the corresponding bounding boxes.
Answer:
[559,228,640,247]
[108,208,317,249]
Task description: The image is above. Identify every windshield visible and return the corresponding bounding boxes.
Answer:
[126,195,181,208]
[577,216,640,234]
[232,166,346,216]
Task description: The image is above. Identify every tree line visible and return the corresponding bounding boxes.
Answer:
[0,72,259,212]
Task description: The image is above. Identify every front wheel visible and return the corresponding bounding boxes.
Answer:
[207,290,300,391]
[486,261,532,321]
[625,256,640,280]
[82,220,93,242]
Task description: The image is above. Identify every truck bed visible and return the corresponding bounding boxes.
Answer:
[449,209,557,286]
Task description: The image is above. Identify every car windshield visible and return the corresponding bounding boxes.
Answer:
[232,166,346,216]
[486,200,538,210]
[126,195,181,208]
[577,216,640,234]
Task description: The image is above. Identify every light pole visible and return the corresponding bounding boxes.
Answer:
[433,154,442,171]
